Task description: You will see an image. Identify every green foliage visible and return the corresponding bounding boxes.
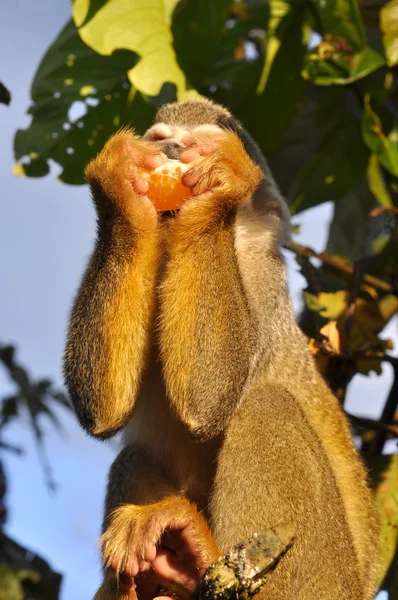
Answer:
[239,2,308,153]
[172,0,232,89]
[0,344,70,489]
[303,0,385,85]
[367,154,393,207]
[288,88,369,214]
[380,0,398,67]
[0,534,61,600]
[362,94,398,177]
[73,0,187,98]
[0,345,67,598]
[13,20,154,184]
[369,454,398,596]
[0,81,11,106]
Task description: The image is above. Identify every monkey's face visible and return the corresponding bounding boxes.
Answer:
[143,99,267,175]
[143,122,224,160]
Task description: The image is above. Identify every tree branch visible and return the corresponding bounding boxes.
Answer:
[190,524,295,600]
[285,241,393,293]
[346,412,398,437]
[339,352,398,368]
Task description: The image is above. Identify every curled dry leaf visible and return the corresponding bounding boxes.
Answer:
[320,320,347,354]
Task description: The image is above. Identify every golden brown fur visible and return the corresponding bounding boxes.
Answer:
[63,98,378,600]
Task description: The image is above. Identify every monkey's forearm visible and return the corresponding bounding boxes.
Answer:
[64,216,161,438]
[160,213,258,439]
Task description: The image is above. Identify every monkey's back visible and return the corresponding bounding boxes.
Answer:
[208,375,378,599]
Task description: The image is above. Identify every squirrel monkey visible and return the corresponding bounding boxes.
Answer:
[64,99,378,600]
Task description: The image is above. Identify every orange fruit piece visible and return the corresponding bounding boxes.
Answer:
[146,160,191,212]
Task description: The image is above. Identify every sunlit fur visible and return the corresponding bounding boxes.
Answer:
[64,98,379,600]
[64,130,161,438]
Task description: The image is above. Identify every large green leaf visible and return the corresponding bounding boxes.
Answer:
[368,454,398,596]
[367,153,393,207]
[172,0,232,89]
[327,155,395,261]
[236,2,308,153]
[14,20,154,184]
[362,94,398,177]
[266,88,322,198]
[289,89,369,214]
[204,2,269,111]
[326,179,376,260]
[303,0,385,85]
[380,0,398,67]
[73,0,188,98]
[255,0,297,95]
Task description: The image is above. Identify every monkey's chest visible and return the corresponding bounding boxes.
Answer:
[123,360,219,510]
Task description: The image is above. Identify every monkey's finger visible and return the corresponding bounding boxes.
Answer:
[142,541,157,563]
[142,153,168,170]
[130,176,149,196]
[180,144,216,163]
[181,159,213,188]
[108,554,140,579]
[137,559,153,573]
[179,147,201,163]
[181,169,200,189]
[150,549,199,592]
[119,572,135,591]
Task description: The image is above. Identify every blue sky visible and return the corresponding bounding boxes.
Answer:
[0,2,395,599]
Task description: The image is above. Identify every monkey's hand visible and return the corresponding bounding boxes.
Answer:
[85,129,166,230]
[101,498,219,597]
[180,130,263,213]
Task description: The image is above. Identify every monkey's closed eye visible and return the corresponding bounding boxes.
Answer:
[145,124,173,142]
[150,133,168,142]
